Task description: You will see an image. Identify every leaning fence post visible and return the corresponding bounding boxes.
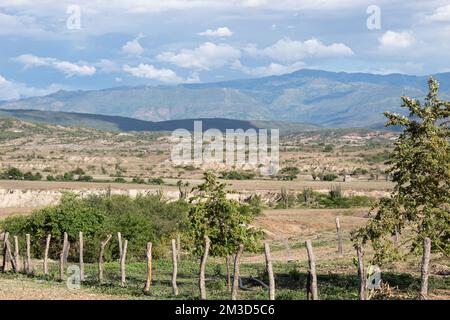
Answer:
[98,234,112,283]
[420,237,431,300]
[356,243,366,300]
[145,242,152,292]
[264,242,276,300]
[13,236,20,273]
[199,235,210,300]
[231,244,244,300]
[171,238,179,296]
[79,231,84,281]
[60,232,68,280]
[305,240,318,300]
[226,255,232,292]
[43,234,51,275]
[2,232,11,272]
[117,232,123,260]
[25,234,32,275]
[335,217,343,256]
[120,239,128,287]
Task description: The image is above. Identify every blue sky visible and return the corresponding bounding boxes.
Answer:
[0,0,450,100]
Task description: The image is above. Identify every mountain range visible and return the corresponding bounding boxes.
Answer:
[1,69,449,128]
[0,108,321,135]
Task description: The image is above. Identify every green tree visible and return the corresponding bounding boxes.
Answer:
[186,172,263,258]
[277,166,300,180]
[353,78,449,266]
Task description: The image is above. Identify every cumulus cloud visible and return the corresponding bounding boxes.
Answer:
[123,64,184,83]
[121,34,145,56]
[379,31,415,50]
[0,74,64,101]
[423,4,450,23]
[198,27,233,37]
[156,42,241,70]
[95,59,120,73]
[13,54,96,77]
[0,12,47,36]
[232,60,304,77]
[246,38,354,62]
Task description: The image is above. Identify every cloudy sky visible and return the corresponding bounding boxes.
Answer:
[0,0,449,100]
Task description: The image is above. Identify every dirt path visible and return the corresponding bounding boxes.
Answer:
[0,277,123,300]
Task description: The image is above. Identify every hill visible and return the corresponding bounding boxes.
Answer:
[1,69,449,128]
[0,109,322,135]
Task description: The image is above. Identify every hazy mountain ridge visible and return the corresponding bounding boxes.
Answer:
[1,69,449,128]
[0,109,322,135]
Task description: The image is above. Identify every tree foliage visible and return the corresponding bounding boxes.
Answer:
[353,77,450,264]
[186,172,263,257]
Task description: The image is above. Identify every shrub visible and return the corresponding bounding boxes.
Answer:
[322,173,338,181]
[149,177,164,185]
[0,193,190,262]
[220,170,255,180]
[277,166,300,181]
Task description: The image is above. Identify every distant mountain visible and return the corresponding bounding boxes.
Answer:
[1,69,449,128]
[0,108,322,135]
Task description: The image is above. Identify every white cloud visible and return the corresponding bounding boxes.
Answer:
[0,74,64,101]
[423,4,450,23]
[121,34,145,56]
[246,38,354,62]
[0,12,47,36]
[95,59,120,73]
[13,54,96,77]
[233,60,304,77]
[379,31,415,50]
[198,27,233,37]
[123,64,184,83]
[156,42,241,70]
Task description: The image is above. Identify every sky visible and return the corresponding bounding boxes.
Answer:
[0,0,450,100]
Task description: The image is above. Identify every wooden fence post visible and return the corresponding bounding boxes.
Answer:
[60,232,68,280]
[98,234,112,283]
[171,238,179,296]
[25,234,32,275]
[2,232,10,272]
[226,255,231,292]
[231,244,244,300]
[420,237,431,300]
[145,242,152,292]
[335,217,343,256]
[117,232,123,260]
[43,234,51,275]
[120,239,128,287]
[79,232,84,281]
[356,243,366,300]
[305,240,318,300]
[199,235,210,300]
[264,242,275,300]
[13,236,20,273]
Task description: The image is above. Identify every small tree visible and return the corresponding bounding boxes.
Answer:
[353,78,449,295]
[185,172,263,286]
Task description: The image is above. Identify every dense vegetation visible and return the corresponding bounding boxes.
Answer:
[354,77,450,263]
[1,193,189,262]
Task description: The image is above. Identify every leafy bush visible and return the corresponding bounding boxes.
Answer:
[149,177,164,185]
[220,170,255,180]
[0,167,42,180]
[277,166,300,180]
[322,173,338,181]
[0,193,190,262]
